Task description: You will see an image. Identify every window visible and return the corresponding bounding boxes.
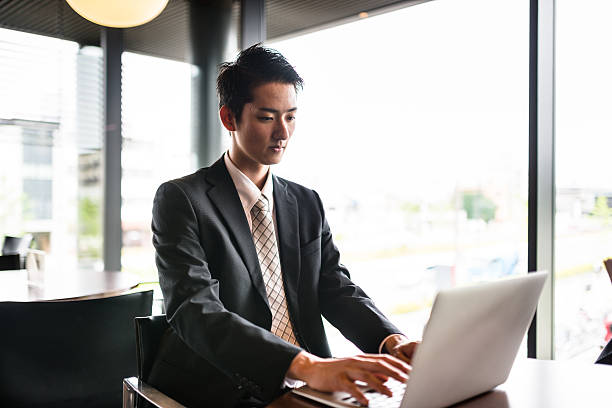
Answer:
[22,179,52,220]
[269,0,529,355]
[121,52,193,281]
[0,28,104,271]
[22,128,53,165]
[555,0,612,361]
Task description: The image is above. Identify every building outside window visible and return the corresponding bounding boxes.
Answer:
[0,28,103,271]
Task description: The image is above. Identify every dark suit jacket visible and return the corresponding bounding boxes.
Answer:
[149,157,401,407]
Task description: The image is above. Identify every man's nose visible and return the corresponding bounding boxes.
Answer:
[274,120,290,140]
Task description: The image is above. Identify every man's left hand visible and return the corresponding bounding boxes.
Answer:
[383,334,420,365]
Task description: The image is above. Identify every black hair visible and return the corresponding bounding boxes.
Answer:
[216,44,303,121]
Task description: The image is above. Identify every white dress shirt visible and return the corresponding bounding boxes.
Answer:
[224,153,279,240]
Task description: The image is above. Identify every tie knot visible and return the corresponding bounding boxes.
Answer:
[251,196,269,215]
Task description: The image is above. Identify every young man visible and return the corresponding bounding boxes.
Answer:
[150,45,418,407]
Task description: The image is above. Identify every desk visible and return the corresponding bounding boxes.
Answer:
[268,358,612,407]
[0,269,141,301]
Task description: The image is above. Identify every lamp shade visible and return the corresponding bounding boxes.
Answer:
[66,0,169,28]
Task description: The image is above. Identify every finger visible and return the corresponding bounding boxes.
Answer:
[349,371,392,397]
[396,342,420,366]
[373,373,389,382]
[342,378,369,406]
[353,358,409,383]
[377,354,412,372]
[394,348,414,365]
[355,354,410,373]
[366,354,411,378]
[398,342,419,359]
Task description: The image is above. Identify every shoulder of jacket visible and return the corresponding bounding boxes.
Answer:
[274,175,316,197]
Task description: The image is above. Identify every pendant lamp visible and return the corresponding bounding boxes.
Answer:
[66,0,170,28]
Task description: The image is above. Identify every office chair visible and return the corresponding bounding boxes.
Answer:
[123,315,186,408]
[0,290,153,408]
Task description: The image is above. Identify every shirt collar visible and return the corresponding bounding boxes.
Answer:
[224,152,274,214]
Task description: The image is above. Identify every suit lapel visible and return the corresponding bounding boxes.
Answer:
[273,176,301,316]
[205,158,269,308]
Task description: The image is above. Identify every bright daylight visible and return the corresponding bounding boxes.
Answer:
[1,0,612,407]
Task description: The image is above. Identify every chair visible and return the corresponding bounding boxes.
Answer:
[0,234,33,270]
[0,253,20,270]
[596,258,612,365]
[123,315,186,408]
[0,290,153,407]
[596,339,612,365]
[604,258,612,284]
[2,234,33,255]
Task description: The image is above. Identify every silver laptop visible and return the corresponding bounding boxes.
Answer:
[292,271,548,408]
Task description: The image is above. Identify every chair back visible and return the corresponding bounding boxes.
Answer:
[0,234,33,270]
[596,338,612,365]
[0,290,153,408]
[135,314,169,382]
[2,234,32,255]
[604,258,612,284]
[0,254,20,270]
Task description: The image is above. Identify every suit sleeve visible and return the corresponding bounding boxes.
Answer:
[313,191,404,353]
[152,181,302,401]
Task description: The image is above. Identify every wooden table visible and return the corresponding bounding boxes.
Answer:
[268,358,612,407]
[0,269,141,301]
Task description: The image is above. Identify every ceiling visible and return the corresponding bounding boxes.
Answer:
[266,0,430,41]
[0,0,430,62]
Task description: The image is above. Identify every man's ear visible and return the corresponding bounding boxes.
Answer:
[219,105,237,132]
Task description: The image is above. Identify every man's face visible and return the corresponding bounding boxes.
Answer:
[229,82,297,169]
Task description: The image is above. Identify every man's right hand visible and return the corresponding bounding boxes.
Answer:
[286,351,411,406]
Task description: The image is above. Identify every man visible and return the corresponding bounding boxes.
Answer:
[150,45,418,407]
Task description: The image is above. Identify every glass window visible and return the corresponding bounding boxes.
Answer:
[22,128,53,165]
[269,0,529,355]
[121,52,193,281]
[555,0,612,361]
[22,179,52,220]
[0,28,104,271]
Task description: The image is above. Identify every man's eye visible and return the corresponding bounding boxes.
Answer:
[287,115,296,121]
[258,116,273,121]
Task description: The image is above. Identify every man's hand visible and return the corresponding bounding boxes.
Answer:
[383,334,420,365]
[286,351,410,406]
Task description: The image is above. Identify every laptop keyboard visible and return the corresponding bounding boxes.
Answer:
[341,378,407,408]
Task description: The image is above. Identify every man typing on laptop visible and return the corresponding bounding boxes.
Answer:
[150,44,418,407]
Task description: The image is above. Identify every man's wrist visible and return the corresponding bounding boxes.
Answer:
[382,334,409,354]
[286,350,321,381]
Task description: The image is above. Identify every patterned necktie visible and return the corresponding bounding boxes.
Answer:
[250,195,298,345]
